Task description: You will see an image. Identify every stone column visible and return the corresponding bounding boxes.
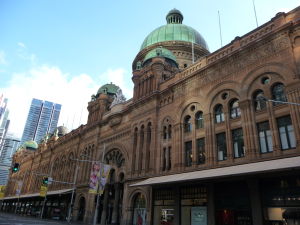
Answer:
[239,100,257,159]
[111,183,120,225]
[247,179,263,225]
[267,101,281,156]
[204,113,215,166]
[100,186,110,225]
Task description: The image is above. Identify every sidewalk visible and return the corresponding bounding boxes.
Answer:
[0,212,86,225]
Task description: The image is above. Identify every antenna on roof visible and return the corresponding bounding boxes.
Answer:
[218,10,223,47]
[252,0,259,27]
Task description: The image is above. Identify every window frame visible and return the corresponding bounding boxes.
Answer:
[257,121,273,153]
[277,115,296,150]
[214,104,225,123]
[232,128,245,158]
[216,132,227,161]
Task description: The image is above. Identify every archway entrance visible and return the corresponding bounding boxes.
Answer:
[77,196,85,221]
[132,193,146,225]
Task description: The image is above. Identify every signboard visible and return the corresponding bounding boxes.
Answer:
[191,206,207,225]
[99,164,111,195]
[89,162,111,195]
[40,185,48,197]
[89,162,101,194]
[0,185,5,199]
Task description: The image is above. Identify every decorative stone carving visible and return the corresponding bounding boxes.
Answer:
[105,149,125,168]
[110,88,126,108]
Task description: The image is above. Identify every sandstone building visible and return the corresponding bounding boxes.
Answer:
[2,7,300,225]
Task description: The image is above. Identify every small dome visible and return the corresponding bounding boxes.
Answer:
[166,9,183,24]
[57,126,68,136]
[140,9,208,50]
[97,83,120,96]
[143,47,177,65]
[24,140,38,151]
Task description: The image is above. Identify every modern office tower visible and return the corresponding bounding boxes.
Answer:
[0,95,10,152]
[0,134,20,185]
[21,98,61,144]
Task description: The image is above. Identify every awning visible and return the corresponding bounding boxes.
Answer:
[2,188,73,200]
[130,156,300,187]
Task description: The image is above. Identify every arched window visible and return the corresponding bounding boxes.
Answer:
[214,104,224,123]
[195,111,204,129]
[230,99,241,119]
[163,126,167,139]
[132,193,146,225]
[272,83,286,105]
[168,125,172,138]
[184,115,192,132]
[253,90,266,111]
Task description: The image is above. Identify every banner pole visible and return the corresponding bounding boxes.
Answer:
[93,143,106,225]
[67,163,79,222]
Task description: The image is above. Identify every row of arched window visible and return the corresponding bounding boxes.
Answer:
[183,83,287,130]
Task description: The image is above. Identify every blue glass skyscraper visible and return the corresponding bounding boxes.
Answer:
[21,98,61,144]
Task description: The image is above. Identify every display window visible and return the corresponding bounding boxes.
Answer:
[132,193,147,225]
[215,181,252,225]
[153,188,175,225]
[261,176,300,225]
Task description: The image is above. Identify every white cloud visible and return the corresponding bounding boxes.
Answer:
[17,42,37,65]
[3,65,133,139]
[17,42,26,48]
[0,51,7,65]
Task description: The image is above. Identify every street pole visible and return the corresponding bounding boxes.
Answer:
[93,144,106,225]
[258,96,300,106]
[40,161,54,219]
[14,170,28,214]
[67,163,79,223]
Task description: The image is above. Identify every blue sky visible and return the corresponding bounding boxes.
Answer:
[0,0,299,138]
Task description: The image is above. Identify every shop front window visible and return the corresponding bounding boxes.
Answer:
[181,185,207,225]
[153,188,175,225]
[277,116,296,150]
[232,128,244,158]
[132,193,146,225]
[261,176,300,225]
[257,121,273,153]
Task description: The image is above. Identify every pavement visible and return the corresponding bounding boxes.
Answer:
[0,212,85,225]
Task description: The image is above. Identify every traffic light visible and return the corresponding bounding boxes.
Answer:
[42,177,49,186]
[12,163,20,173]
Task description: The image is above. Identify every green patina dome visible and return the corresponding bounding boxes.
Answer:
[140,9,208,50]
[97,83,119,96]
[24,140,38,151]
[143,47,177,64]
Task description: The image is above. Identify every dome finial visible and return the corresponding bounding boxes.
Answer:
[166,8,183,24]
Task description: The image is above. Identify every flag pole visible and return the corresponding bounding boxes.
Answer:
[252,0,259,27]
[218,10,223,47]
[93,143,106,225]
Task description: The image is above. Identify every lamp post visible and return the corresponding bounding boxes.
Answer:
[258,96,300,106]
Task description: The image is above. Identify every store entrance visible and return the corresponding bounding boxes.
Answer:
[215,181,252,225]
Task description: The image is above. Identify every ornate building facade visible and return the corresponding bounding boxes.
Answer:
[2,7,300,225]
